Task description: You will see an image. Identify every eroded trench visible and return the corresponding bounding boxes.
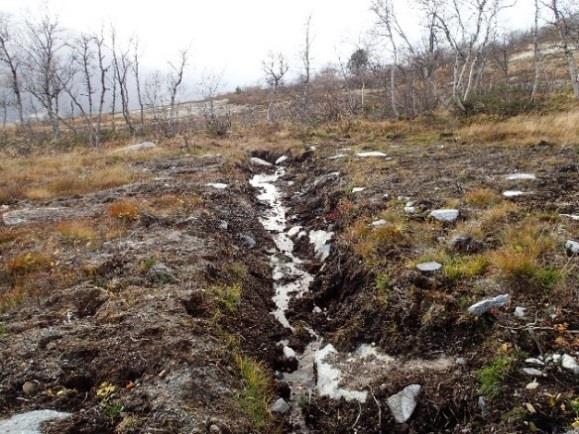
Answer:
[249,155,454,432]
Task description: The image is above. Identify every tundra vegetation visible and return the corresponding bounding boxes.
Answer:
[0,1,578,434]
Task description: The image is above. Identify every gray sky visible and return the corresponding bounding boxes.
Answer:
[3,0,537,93]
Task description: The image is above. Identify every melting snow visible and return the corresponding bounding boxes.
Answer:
[309,230,334,261]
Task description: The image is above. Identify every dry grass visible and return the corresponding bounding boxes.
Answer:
[465,188,501,207]
[6,251,53,276]
[57,220,98,244]
[460,109,579,145]
[347,212,407,261]
[108,199,141,221]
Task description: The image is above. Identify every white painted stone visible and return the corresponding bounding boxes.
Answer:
[386,384,422,423]
[430,209,459,223]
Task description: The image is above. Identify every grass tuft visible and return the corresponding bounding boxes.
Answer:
[209,283,242,313]
[235,354,272,429]
[57,220,97,244]
[476,354,517,399]
[6,251,53,276]
[108,200,141,222]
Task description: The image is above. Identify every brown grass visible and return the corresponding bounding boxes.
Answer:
[6,251,53,276]
[108,199,141,221]
[56,220,97,244]
[465,188,501,207]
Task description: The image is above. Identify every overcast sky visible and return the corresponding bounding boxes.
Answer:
[3,0,537,94]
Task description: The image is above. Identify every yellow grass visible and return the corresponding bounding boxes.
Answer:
[460,109,579,145]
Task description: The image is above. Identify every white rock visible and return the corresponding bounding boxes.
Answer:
[356,151,388,158]
[404,202,416,214]
[270,398,290,414]
[565,240,579,255]
[386,384,422,423]
[283,346,297,359]
[371,219,387,227]
[560,214,579,221]
[0,410,71,434]
[506,173,537,181]
[467,294,510,316]
[275,155,289,165]
[206,183,228,189]
[309,230,334,261]
[352,187,366,193]
[250,157,273,167]
[514,306,527,319]
[328,154,347,160]
[430,209,459,223]
[526,380,540,390]
[561,354,579,375]
[521,368,544,377]
[416,261,442,272]
[503,190,526,198]
[525,358,545,366]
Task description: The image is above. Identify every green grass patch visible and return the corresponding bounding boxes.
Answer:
[209,283,242,313]
[235,354,272,429]
[443,255,489,281]
[476,354,517,399]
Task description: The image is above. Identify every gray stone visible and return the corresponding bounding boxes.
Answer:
[430,209,459,223]
[416,261,442,273]
[270,398,290,415]
[0,410,71,434]
[386,384,421,423]
[239,234,256,249]
[525,358,544,366]
[467,294,510,316]
[217,220,229,231]
[448,234,483,254]
[565,240,579,255]
[561,354,579,375]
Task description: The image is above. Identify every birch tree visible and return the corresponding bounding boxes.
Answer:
[263,51,289,123]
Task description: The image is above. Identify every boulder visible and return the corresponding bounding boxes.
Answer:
[270,398,290,415]
[565,240,579,255]
[430,209,459,223]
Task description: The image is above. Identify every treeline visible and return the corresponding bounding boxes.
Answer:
[1,1,579,148]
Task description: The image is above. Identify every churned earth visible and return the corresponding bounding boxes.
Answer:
[0,131,578,434]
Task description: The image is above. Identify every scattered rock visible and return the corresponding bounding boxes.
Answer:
[275,155,289,165]
[22,381,37,395]
[560,214,579,221]
[238,234,256,249]
[430,209,459,223]
[525,358,544,366]
[503,190,526,198]
[352,187,365,193]
[467,294,510,316]
[270,398,290,415]
[328,153,347,160]
[386,384,421,423]
[217,220,229,231]
[565,240,579,255]
[416,261,442,273]
[526,380,540,390]
[371,219,387,227]
[561,354,579,375]
[206,183,228,190]
[250,157,273,167]
[521,368,544,377]
[0,410,71,434]
[2,206,96,226]
[514,306,527,319]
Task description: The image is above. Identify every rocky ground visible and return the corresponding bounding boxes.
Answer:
[0,132,578,434]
